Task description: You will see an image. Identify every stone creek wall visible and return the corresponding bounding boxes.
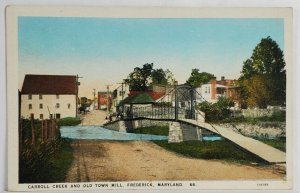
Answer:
[103,119,205,143]
[218,122,285,138]
[103,119,170,132]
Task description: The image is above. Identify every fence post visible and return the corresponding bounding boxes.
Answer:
[30,114,36,147]
[19,118,22,152]
[44,119,48,141]
[51,118,55,139]
[48,119,52,139]
[41,119,44,143]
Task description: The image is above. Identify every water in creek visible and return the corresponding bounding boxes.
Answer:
[60,126,222,141]
[60,126,168,140]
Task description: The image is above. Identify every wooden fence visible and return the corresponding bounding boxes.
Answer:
[19,114,60,151]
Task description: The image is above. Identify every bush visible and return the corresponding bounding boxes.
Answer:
[197,97,234,122]
[58,117,81,126]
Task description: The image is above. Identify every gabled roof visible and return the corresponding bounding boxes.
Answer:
[21,74,77,94]
[129,90,165,101]
[119,93,154,105]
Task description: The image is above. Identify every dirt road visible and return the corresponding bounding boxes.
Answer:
[80,110,108,126]
[65,140,283,182]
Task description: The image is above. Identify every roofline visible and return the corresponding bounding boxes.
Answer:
[24,74,76,77]
[20,93,76,95]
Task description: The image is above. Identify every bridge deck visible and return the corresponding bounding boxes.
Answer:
[181,119,286,164]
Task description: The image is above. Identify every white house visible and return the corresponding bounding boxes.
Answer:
[20,74,78,119]
[196,77,238,104]
[112,83,129,112]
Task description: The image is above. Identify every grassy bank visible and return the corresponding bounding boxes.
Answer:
[58,117,82,126]
[153,140,266,165]
[128,126,169,136]
[46,139,74,182]
[19,139,73,183]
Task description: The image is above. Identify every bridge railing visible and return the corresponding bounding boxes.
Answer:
[130,106,188,120]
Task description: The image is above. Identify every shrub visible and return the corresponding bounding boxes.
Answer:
[58,117,81,126]
[197,97,234,122]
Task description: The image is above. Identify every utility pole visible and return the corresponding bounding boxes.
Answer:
[105,85,112,115]
[174,81,178,121]
[93,88,96,110]
[76,74,83,118]
[117,79,127,101]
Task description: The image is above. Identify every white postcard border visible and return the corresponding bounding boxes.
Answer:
[6,6,293,191]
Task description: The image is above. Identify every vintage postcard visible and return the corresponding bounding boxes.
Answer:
[6,6,293,191]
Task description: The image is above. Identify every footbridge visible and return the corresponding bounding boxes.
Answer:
[181,119,286,164]
[114,84,286,164]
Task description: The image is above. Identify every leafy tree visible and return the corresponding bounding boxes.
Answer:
[151,68,168,85]
[126,63,153,91]
[186,69,215,88]
[243,75,271,108]
[239,37,286,107]
[165,69,175,85]
[126,64,174,90]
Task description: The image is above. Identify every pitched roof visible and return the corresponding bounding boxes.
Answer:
[129,91,165,101]
[21,74,77,94]
[119,93,154,105]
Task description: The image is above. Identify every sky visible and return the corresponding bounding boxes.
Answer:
[18,17,284,98]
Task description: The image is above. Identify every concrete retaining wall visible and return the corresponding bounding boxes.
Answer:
[104,119,210,143]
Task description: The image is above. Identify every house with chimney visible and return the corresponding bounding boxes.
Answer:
[196,76,239,104]
[20,74,79,119]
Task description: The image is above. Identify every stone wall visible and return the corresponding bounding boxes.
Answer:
[103,120,127,132]
[168,122,183,143]
[133,119,169,128]
[180,122,201,141]
[218,122,285,138]
[168,121,204,143]
[240,108,283,118]
[103,119,170,132]
[104,119,205,143]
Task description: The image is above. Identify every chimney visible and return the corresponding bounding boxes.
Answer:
[221,76,225,81]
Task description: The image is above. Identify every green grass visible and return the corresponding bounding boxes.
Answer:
[19,139,74,183]
[128,126,169,136]
[58,117,81,126]
[46,139,74,182]
[153,140,267,165]
[256,138,286,152]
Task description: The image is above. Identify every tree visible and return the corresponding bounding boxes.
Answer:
[243,75,272,108]
[126,63,153,91]
[126,64,174,90]
[239,37,286,107]
[151,68,168,85]
[186,69,215,88]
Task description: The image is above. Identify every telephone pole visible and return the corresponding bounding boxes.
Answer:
[116,79,127,101]
[105,85,112,115]
[93,88,96,110]
[76,74,83,117]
